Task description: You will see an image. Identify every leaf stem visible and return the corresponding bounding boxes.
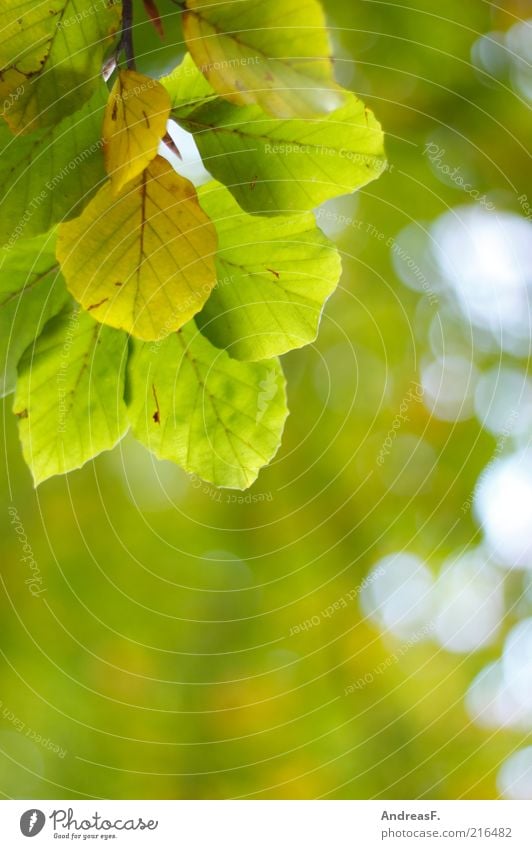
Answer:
[120,0,136,70]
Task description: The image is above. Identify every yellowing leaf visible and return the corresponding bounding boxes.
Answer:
[0,1,57,72]
[103,70,171,193]
[164,54,386,214]
[182,0,345,118]
[0,0,121,134]
[56,156,217,341]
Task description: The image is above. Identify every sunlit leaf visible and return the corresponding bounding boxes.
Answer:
[127,321,288,489]
[165,54,386,213]
[3,3,387,490]
[0,0,121,134]
[182,0,344,118]
[161,52,215,106]
[14,307,128,485]
[196,181,342,360]
[56,155,218,341]
[103,69,171,193]
[0,85,108,247]
[0,232,68,397]
[0,1,52,71]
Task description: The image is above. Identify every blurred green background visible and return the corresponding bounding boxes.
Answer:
[1,0,532,799]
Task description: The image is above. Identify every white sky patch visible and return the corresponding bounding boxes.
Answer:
[159,119,212,187]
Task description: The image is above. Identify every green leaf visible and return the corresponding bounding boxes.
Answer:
[182,0,345,118]
[127,322,288,489]
[0,0,121,134]
[162,53,215,108]
[56,155,218,341]
[14,307,128,485]
[0,232,68,397]
[196,181,342,360]
[0,0,51,70]
[165,54,386,214]
[0,85,108,247]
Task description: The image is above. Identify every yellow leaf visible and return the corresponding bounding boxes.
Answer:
[56,156,217,341]
[103,70,171,193]
[182,0,345,118]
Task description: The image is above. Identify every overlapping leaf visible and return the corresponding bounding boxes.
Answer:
[0,232,68,397]
[103,69,171,193]
[164,54,386,213]
[127,321,288,489]
[0,0,121,133]
[162,52,215,107]
[56,155,217,340]
[182,0,344,118]
[0,84,108,246]
[196,181,342,360]
[14,307,128,485]
[2,1,386,490]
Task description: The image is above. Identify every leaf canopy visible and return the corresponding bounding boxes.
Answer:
[127,321,288,489]
[1,0,385,490]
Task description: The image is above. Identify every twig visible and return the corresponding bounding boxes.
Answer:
[120,0,136,70]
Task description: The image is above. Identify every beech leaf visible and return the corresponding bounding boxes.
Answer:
[196,181,342,360]
[103,69,171,193]
[127,321,288,489]
[182,0,344,118]
[14,307,128,485]
[0,232,68,397]
[0,0,121,134]
[165,54,386,214]
[56,155,218,341]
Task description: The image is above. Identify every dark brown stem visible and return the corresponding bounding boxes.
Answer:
[121,0,136,70]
